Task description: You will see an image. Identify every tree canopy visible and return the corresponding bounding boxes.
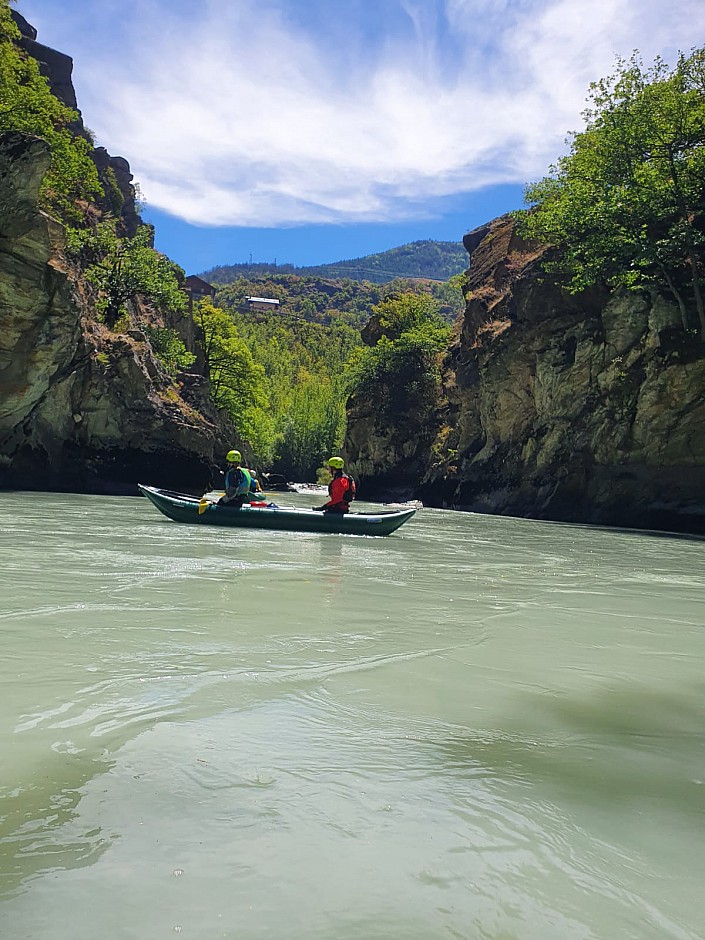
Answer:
[518,48,705,338]
[76,223,187,327]
[214,273,464,330]
[346,293,452,422]
[193,299,275,461]
[225,306,359,477]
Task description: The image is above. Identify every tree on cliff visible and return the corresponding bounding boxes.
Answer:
[518,48,705,340]
[79,223,187,327]
[193,298,275,461]
[346,293,451,421]
[0,0,102,221]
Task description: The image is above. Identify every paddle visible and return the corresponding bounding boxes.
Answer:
[198,489,268,514]
[198,495,218,515]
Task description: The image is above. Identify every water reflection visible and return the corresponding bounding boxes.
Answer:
[0,751,113,899]
[432,682,705,815]
[316,536,344,596]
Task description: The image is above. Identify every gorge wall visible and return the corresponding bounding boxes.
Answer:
[0,14,229,495]
[347,216,705,534]
[0,132,224,494]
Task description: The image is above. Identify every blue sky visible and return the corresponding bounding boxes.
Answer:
[17,0,705,275]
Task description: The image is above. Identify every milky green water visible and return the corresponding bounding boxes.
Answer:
[1,491,704,940]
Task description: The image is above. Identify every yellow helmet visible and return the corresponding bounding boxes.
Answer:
[327,456,344,469]
[226,449,241,463]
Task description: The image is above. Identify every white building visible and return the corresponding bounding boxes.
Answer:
[245,296,280,311]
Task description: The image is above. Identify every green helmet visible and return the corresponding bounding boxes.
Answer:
[226,449,242,463]
[328,456,344,469]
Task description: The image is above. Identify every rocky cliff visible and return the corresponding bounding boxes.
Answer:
[0,131,225,494]
[0,14,237,494]
[347,216,705,534]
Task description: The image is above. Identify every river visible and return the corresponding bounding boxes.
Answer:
[1,491,704,939]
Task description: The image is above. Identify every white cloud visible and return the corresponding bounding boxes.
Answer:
[52,0,705,226]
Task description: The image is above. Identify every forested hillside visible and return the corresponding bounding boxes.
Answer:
[214,273,464,328]
[204,275,462,478]
[195,291,451,480]
[202,239,468,285]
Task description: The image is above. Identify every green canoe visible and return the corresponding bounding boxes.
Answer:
[138,485,416,536]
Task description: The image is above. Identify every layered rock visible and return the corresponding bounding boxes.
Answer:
[11,11,77,109]
[0,15,238,495]
[0,131,224,494]
[347,216,705,533]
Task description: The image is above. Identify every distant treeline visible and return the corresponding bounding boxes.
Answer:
[201,239,469,286]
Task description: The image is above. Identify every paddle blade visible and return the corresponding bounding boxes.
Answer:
[198,498,208,515]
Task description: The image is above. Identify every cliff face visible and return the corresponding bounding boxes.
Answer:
[348,216,705,533]
[0,132,224,494]
[0,15,236,494]
[345,315,443,501]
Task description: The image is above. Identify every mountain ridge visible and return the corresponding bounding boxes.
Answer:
[200,239,468,285]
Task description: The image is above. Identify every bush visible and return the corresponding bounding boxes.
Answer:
[142,325,195,374]
[346,293,451,417]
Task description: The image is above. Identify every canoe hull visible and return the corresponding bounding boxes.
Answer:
[138,485,415,536]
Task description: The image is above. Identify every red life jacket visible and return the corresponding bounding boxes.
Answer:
[328,471,356,506]
[342,472,356,503]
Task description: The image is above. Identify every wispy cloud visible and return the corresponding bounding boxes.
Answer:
[26,0,705,226]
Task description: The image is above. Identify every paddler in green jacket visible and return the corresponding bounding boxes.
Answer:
[219,449,253,508]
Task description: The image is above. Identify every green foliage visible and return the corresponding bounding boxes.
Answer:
[214,272,463,332]
[111,312,131,334]
[142,325,195,375]
[79,223,187,326]
[228,308,357,478]
[0,0,102,222]
[194,299,276,460]
[202,240,468,286]
[346,293,452,418]
[216,275,382,330]
[373,291,450,340]
[213,289,451,476]
[102,166,125,215]
[275,370,347,480]
[432,274,467,321]
[517,48,705,337]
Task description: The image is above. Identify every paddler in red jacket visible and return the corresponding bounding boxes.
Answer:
[313,456,355,513]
